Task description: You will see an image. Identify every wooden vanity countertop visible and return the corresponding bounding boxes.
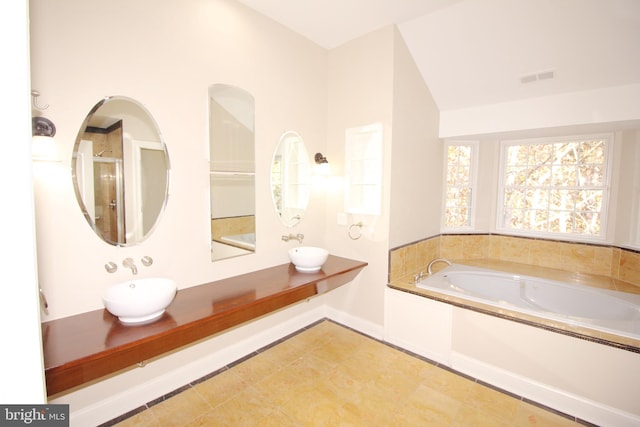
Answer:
[42,255,367,396]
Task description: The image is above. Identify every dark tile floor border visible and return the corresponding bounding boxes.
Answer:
[98,318,600,427]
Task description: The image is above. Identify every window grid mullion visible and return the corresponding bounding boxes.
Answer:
[499,134,611,240]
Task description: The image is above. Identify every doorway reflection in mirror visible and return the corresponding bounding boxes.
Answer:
[72,96,170,246]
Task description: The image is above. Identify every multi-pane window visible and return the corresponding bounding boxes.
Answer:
[345,123,383,215]
[498,134,612,240]
[443,141,477,230]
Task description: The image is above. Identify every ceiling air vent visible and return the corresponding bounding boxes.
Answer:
[520,69,555,84]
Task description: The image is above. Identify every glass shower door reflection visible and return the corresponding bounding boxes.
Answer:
[93,158,124,244]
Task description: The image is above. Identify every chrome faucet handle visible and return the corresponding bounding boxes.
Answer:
[141,256,153,267]
[282,233,304,243]
[105,261,118,273]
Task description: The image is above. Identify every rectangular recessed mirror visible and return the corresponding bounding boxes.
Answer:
[209,84,256,261]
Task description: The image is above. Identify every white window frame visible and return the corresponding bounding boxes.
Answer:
[344,123,383,216]
[441,140,479,232]
[633,142,640,248]
[496,133,614,243]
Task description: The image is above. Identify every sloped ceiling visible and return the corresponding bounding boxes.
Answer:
[236,0,640,112]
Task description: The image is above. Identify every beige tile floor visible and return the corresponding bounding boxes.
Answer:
[108,320,590,427]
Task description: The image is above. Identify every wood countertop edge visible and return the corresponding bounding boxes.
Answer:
[43,256,367,395]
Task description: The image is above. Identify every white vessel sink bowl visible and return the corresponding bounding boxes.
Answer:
[288,246,329,272]
[103,278,177,324]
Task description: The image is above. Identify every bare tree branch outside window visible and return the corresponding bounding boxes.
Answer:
[500,137,609,238]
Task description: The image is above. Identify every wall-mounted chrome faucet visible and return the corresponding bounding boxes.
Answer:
[123,258,138,275]
[112,256,152,275]
[282,233,304,243]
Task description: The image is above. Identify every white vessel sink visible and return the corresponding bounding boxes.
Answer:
[288,246,329,272]
[103,278,177,324]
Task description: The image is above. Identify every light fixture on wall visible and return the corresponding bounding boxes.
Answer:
[31,91,59,161]
[314,152,331,176]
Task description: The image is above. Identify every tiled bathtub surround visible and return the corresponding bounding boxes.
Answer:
[390,234,640,353]
[210,215,255,241]
[389,234,640,289]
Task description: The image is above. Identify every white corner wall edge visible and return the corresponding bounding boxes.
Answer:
[450,352,640,427]
[439,83,640,138]
[58,301,328,427]
[325,305,384,340]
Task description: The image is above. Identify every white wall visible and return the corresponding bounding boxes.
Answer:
[0,0,47,404]
[323,26,395,334]
[612,130,640,247]
[321,26,444,333]
[439,83,640,138]
[389,28,442,248]
[30,0,329,321]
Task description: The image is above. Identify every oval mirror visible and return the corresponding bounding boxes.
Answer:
[71,96,170,246]
[270,131,311,227]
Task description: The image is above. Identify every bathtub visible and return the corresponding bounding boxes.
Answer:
[416,263,640,341]
[220,232,256,250]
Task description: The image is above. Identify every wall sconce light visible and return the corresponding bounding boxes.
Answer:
[32,117,58,161]
[31,91,59,162]
[314,152,331,176]
[32,116,56,138]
